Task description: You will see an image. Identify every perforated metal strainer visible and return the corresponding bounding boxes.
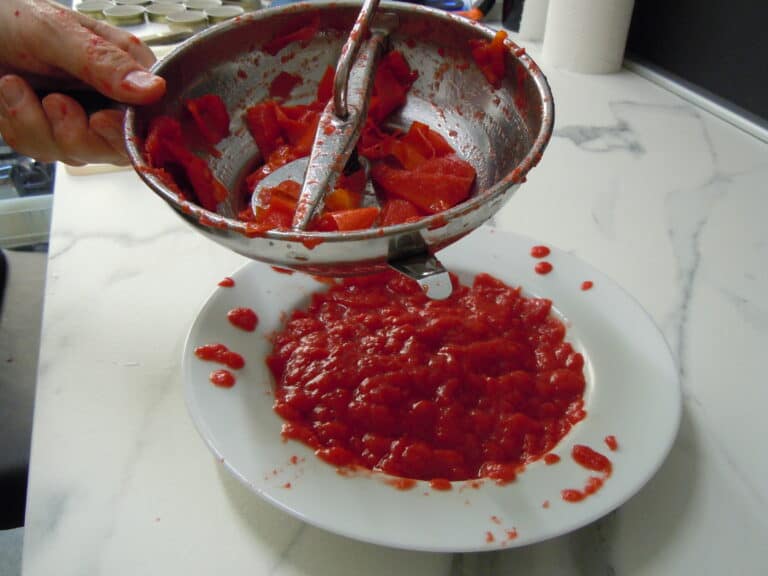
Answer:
[125,1,554,298]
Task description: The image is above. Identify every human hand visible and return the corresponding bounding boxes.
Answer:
[0,0,166,166]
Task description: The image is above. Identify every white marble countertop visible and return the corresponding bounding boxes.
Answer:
[21,27,768,576]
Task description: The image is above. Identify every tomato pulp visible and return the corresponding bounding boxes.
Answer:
[268,271,587,483]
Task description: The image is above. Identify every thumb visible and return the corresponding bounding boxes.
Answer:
[37,9,165,104]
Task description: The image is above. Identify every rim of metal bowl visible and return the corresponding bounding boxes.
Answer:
[124,2,554,244]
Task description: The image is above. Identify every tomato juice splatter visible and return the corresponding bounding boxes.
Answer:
[543,453,561,465]
[194,343,245,370]
[429,478,452,491]
[561,444,613,503]
[209,369,236,388]
[530,245,550,258]
[572,445,612,474]
[561,476,606,502]
[227,307,259,332]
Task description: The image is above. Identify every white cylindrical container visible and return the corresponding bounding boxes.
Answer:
[518,0,550,40]
[542,0,635,74]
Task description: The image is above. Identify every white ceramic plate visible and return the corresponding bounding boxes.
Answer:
[183,226,681,552]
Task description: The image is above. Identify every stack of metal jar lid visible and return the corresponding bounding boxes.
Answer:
[75,0,259,29]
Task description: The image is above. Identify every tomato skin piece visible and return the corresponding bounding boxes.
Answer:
[324,188,362,212]
[262,16,320,56]
[380,198,423,226]
[316,66,335,103]
[359,121,456,173]
[245,101,285,158]
[144,116,227,211]
[400,121,455,160]
[185,94,230,146]
[183,154,229,211]
[367,51,418,124]
[269,71,303,100]
[469,30,508,89]
[274,106,320,156]
[260,180,301,202]
[371,155,476,214]
[312,207,381,232]
[144,116,185,168]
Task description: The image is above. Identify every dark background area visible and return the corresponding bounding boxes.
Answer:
[627,0,768,122]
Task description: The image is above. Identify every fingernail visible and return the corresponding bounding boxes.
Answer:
[122,70,162,91]
[42,98,63,123]
[0,78,24,109]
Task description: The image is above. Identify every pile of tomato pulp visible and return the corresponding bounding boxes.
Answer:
[137,22,520,232]
[268,271,587,483]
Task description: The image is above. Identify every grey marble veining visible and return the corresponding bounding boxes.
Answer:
[554,119,644,155]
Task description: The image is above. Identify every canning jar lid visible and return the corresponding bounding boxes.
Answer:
[166,9,208,29]
[75,1,114,19]
[205,5,245,23]
[103,5,147,26]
